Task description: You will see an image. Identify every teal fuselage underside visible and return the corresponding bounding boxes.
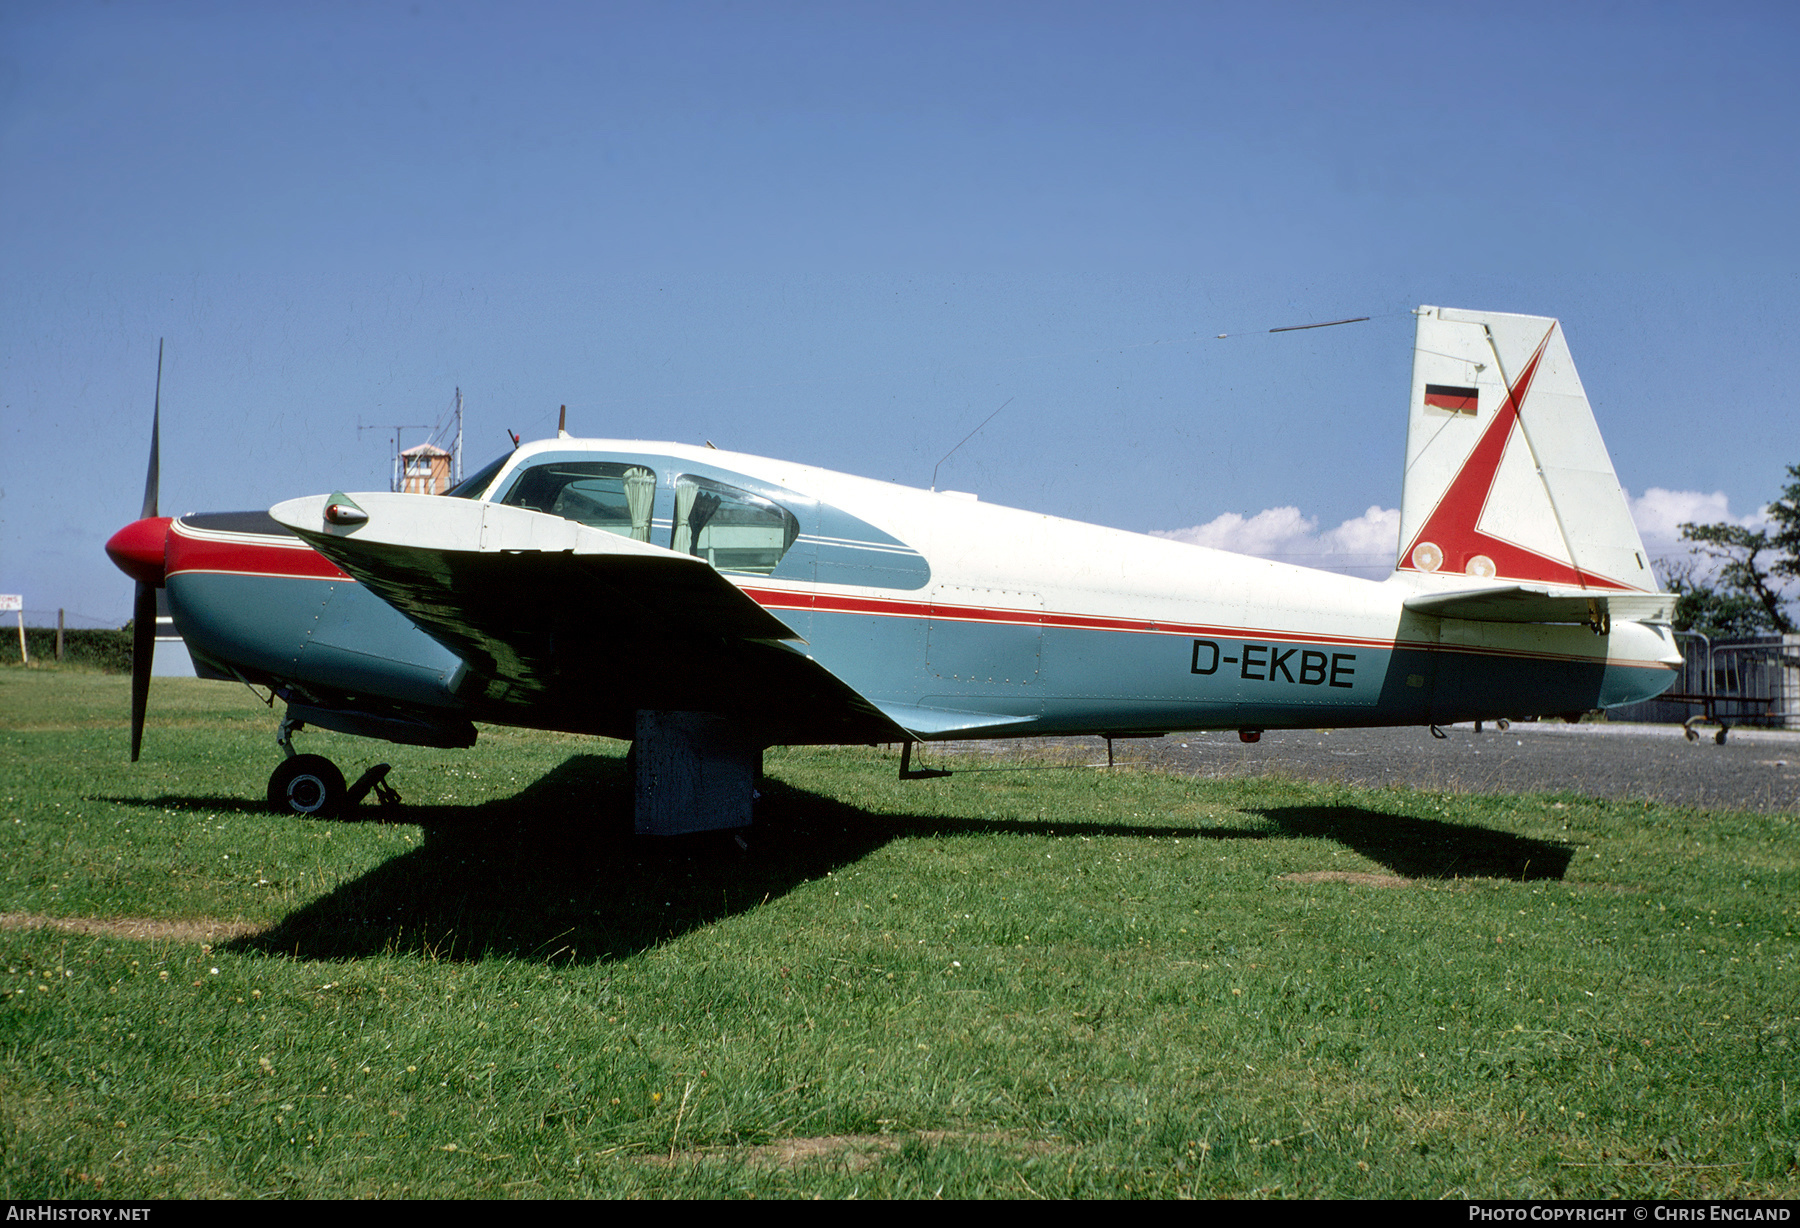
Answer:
[169,563,1675,745]
[800,608,1670,737]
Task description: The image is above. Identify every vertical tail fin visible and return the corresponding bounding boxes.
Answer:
[1395,306,1656,593]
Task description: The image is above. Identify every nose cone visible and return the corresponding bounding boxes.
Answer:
[106,517,172,587]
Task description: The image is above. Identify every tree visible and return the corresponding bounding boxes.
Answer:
[1664,557,1783,638]
[1670,465,1800,638]
[1769,464,1800,585]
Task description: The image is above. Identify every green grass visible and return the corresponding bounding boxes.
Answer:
[1,667,1797,1198]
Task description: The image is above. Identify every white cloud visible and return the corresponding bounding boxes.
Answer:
[1152,505,1400,578]
[1627,488,1767,551]
[1628,488,1793,595]
[1153,490,1776,584]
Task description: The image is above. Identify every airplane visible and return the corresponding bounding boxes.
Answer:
[105,306,1682,834]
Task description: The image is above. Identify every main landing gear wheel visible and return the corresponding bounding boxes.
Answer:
[268,754,347,819]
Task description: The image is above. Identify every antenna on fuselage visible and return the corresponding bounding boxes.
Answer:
[930,397,1013,492]
[557,405,569,439]
[1214,315,1371,339]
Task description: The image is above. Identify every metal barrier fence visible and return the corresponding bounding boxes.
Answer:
[1609,632,1800,738]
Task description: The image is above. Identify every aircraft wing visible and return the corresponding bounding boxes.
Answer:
[270,492,909,744]
[1401,584,1675,626]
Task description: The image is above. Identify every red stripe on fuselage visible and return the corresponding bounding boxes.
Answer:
[165,526,349,582]
[739,586,1343,644]
[735,585,1658,668]
[154,524,1657,672]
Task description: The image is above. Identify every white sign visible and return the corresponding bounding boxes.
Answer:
[0,595,20,612]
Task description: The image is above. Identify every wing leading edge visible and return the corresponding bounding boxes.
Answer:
[270,492,910,745]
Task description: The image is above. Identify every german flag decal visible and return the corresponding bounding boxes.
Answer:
[1424,384,1479,414]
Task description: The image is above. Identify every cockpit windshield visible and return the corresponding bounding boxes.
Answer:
[445,452,512,501]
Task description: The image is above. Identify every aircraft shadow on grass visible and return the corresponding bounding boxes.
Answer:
[1252,805,1574,882]
[177,753,1577,967]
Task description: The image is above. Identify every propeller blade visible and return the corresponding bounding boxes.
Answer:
[129,339,164,760]
[142,339,162,520]
[129,582,156,761]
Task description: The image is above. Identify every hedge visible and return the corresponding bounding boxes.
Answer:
[0,627,134,672]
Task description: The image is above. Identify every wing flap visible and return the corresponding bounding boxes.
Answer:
[872,702,1040,739]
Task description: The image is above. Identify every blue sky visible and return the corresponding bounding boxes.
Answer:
[4,1,1797,624]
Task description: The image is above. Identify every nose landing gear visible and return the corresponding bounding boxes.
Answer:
[267,715,401,818]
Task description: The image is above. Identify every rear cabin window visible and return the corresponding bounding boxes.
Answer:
[499,461,657,542]
[671,474,800,575]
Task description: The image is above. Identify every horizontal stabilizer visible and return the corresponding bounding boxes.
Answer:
[1402,585,1674,626]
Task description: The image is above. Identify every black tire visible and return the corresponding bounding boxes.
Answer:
[268,754,347,819]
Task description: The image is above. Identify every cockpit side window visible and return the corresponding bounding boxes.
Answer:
[499,461,658,542]
[671,474,800,574]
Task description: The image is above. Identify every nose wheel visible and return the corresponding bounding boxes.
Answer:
[268,754,347,818]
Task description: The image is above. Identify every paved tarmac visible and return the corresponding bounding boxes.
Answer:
[940,720,1800,813]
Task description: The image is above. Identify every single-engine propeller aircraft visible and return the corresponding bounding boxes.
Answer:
[107,307,1680,833]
